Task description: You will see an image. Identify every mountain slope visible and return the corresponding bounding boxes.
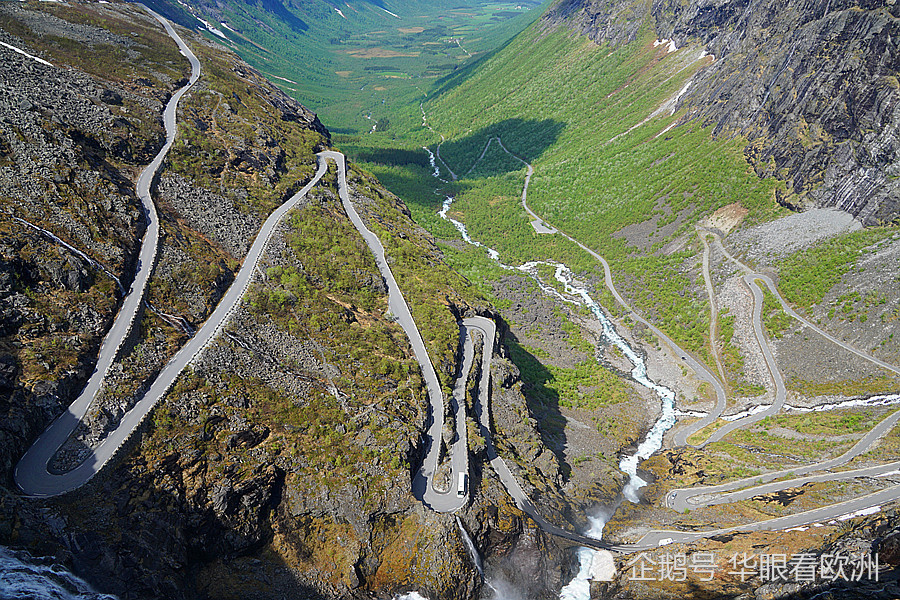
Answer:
[548,0,900,224]
[343,4,900,595]
[0,2,574,598]
[146,0,545,131]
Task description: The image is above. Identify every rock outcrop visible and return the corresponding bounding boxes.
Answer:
[0,4,579,599]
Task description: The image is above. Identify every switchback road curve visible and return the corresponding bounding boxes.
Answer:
[15,141,472,505]
[15,8,201,497]
[478,136,900,552]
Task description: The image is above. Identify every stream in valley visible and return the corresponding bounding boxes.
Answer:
[427,148,678,598]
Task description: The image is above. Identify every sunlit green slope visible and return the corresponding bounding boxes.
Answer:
[153,0,546,130]
[345,17,788,363]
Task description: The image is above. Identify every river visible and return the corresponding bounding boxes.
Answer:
[430,175,678,598]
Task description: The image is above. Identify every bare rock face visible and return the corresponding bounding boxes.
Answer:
[544,0,900,225]
[879,531,900,566]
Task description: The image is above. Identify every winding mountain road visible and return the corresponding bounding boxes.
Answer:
[490,137,728,445]
[699,230,726,385]
[16,29,900,563]
[666,409,900,512]
[468,136,900,552]
[709,230,900,378]
[698,274,788,444]
[15,8,201,497]
[319,150,467,513]
[463,316,619,551]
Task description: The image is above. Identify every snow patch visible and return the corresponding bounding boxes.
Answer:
[0,40,52,66]
[197,18,227,39]
[837,505,881,521]
[653,38,677,53]
[271,74,298,84]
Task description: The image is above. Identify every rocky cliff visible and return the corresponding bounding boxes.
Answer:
[545,0,900,225]
[0,2,580,599]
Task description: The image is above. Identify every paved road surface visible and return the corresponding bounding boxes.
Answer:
[320,149,466,513]
[668,409,900,511]
[15,135,470,508]
[699,275,788,444]
[463,316,620,551]
[15,152,329,496]
[635,482,900,550]
[15,9,200,496]
[491,138,728,445]
[483,141,900,552]
[710,230,900,378]
[698,230,726,384]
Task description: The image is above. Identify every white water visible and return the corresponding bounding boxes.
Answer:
[439,196,499,260]
[786,393,900,413]
[676,409,708,418]
[423,147,442,179]
[435,189,678,599]
[724,392,900,422]
[0,547,117,599]
[558,513,608,599]
[722,403,771,421]
[457,517,484,578]
[548,262,677,502]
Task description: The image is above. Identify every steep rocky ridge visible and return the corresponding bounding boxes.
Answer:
[0,0,186,485]
[544,0,900,225]
[0,2,579,599]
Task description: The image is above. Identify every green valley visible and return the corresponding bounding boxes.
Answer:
[147,0,547,130]
[4,0,900,598]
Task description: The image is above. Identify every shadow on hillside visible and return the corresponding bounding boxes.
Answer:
[352,146,432,169]
[258,0,309,33]
[435,117,565,178]
[504,331,572,480]
[354,118,563,174]
[348,118,563,217]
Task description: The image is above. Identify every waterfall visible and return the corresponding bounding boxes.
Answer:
[432,160,677,600]
[557,511,617,600]
[456,516,484,578]
[0,546,117,600]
